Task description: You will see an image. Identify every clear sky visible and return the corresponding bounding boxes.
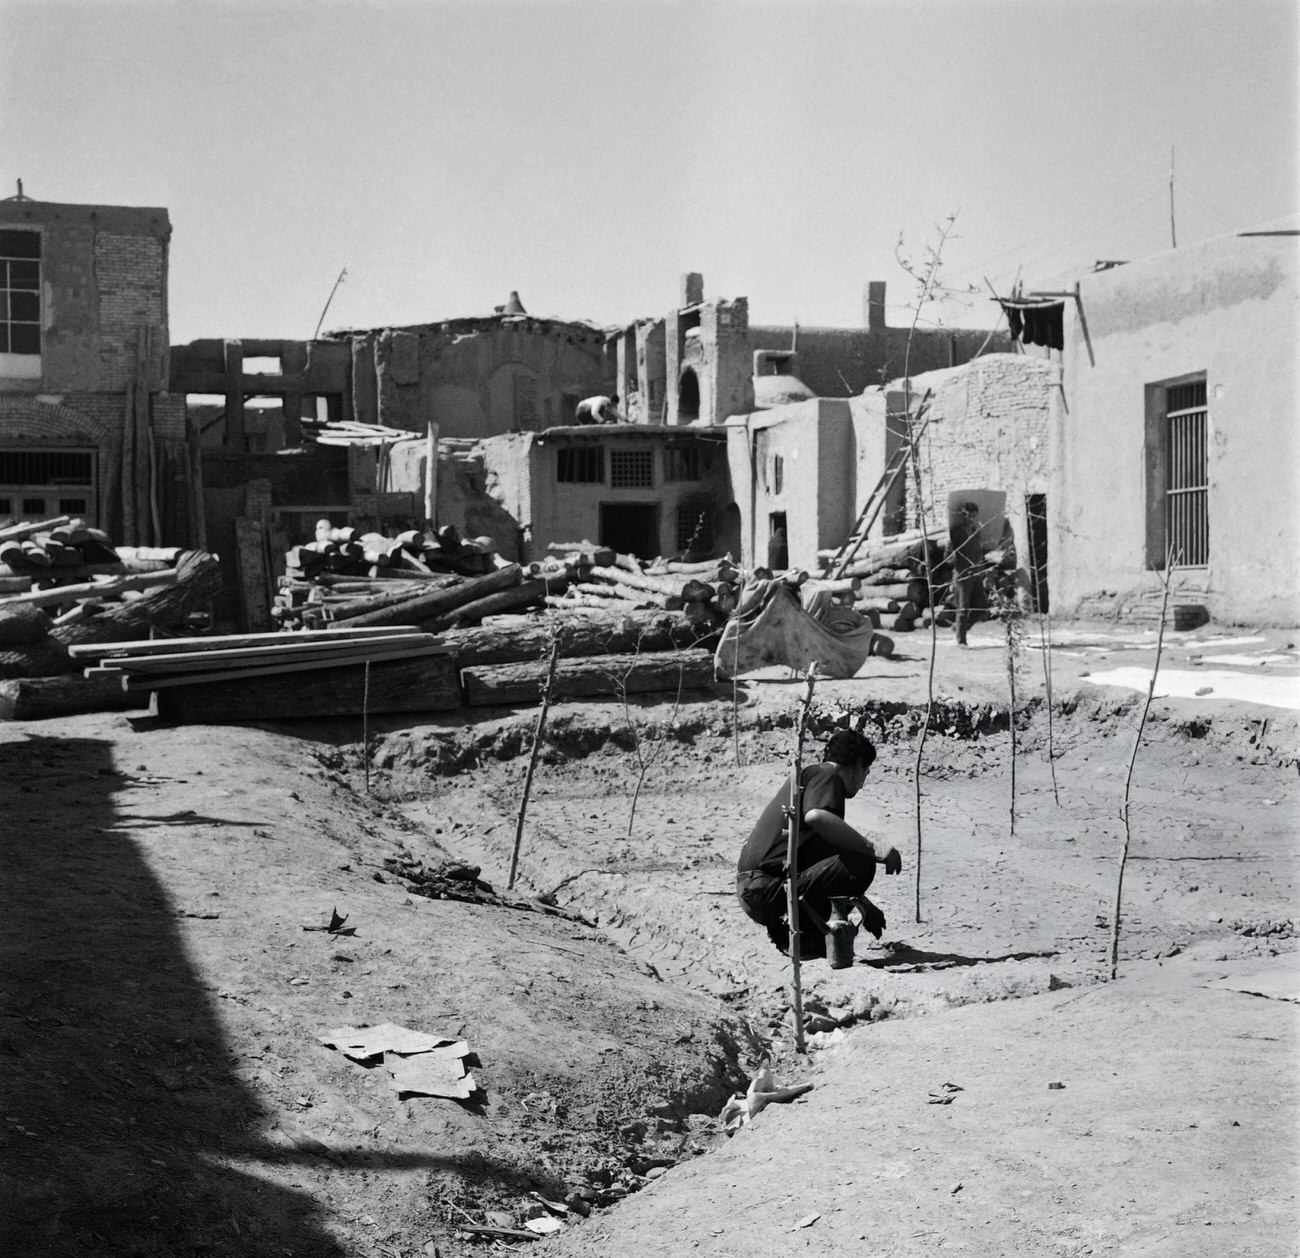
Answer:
[2,0,1296,344]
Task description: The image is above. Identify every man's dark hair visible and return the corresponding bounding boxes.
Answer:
[823,728,876,770]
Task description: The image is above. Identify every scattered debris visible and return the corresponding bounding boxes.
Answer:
[719,1065,813,1131]
[319,1022,477,1099]
[928,1082,964,1105]
[792,1213,821,1230]
[303,906,357,936]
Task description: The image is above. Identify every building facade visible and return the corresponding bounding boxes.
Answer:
[1051,223,1299,625]
[0,195,186,543]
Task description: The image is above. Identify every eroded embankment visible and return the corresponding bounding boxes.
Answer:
[324,693,1298,1054]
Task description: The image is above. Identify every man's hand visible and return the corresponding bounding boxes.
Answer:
[858,897,886,940]
[882,847,902,876]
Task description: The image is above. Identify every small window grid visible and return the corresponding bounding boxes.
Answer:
[610,448,653,489]
[663,444,704,482]
[0,229,41,356]
[0,447,97,524]
[557,445,605,484]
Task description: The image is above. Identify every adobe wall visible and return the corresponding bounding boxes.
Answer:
[876,354,1056,557]
[1055,231,1299,624]
[725,398,855,571]
[348,320,610,439]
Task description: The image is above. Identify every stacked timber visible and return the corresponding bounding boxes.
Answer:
[71,626,459,723]
[817,530,946,633]
[547,545,740,632]
[0,550,226,710]
[276,522,534,629]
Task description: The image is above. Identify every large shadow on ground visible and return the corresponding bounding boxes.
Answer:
[0,731,348,1255]
[2,728,530,1255]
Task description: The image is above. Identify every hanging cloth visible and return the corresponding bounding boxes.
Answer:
[999,298,1065,351]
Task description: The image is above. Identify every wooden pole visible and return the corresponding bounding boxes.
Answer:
[785,663,819,1055]
[507,639,560,890]
[424,421,439,526]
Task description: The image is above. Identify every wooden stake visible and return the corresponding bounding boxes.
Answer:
[507,638,560,890]
[362,660,371,795]
[785,662,819,1055]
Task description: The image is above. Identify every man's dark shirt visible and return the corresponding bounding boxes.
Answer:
[738,762,847,876]
[950,517,983,574]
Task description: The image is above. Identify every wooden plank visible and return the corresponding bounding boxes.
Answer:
[91,632,441,675]
[67,623,426,661]
[0,516,72,544]
[235,517,272,632]
[155,653,461,722]
[122,643,448,691]
[338,564,520,629]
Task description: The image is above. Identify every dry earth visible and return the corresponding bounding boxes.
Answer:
[2,619,1297,1256]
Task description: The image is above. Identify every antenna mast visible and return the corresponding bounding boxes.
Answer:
[313,266,347,340]
[1168,147,1178,248]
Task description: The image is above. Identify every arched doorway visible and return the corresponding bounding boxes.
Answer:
[678,368,700,424]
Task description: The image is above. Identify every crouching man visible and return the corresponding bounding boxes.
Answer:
[736,729,901,957]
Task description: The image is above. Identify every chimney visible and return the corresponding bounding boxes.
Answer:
[502,290,527,315]
[865,281,887,331]
[681,272,704,307]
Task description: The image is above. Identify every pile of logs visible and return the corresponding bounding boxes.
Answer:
[818,530,950,633]
[546,542,740,631]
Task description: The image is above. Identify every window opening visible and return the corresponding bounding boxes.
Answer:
[610,448,653,488]
[1164,380,1208,566]
[771,454,785,495]
[0,228,41,357]
[557,445,605,483]
[663,443,705,482]
[243,356,282,375]
[676,501,715,553]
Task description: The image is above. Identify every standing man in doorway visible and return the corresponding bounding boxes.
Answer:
[950,500,985,647]
[736,729,902,958]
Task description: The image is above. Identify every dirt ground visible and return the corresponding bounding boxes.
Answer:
[2,618,1297,1256]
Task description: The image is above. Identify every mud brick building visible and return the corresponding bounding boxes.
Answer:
[1046,220,1300,626]
[0,194,188,544]
[608,273,1006,428]
[329,293,614,438]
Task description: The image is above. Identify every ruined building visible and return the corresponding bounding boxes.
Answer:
[607,273,1005,427]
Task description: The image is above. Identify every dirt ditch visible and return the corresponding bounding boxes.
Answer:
[3,682,1295,1257]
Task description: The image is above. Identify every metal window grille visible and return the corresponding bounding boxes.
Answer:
[676,502,714,552]
[556,445,605,483]
[0,447,96,523]
[1165,380,1208,565]
[0,229,41,356]
[663,444,703,482]
[610,448,653,488]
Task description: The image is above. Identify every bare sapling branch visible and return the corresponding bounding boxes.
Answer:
[508,635,561,890]
[1110,548,1179,979]
[786,663,820,1055]
[894,212,963,923]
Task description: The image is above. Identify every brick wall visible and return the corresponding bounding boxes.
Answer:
[94,232,167,392]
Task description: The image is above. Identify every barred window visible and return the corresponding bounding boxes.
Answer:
[0,229,42,357]
[663,443,704,482]
[557,445,605,483]
[771,454,784,495]
[0,448,97,524]
[610,448,653,488]
[676,501,715,553]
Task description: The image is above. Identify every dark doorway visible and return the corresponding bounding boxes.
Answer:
[1026,493,1049,612]
[600,502,660,559]
[678,369,700,423]
[768,511,789,570]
